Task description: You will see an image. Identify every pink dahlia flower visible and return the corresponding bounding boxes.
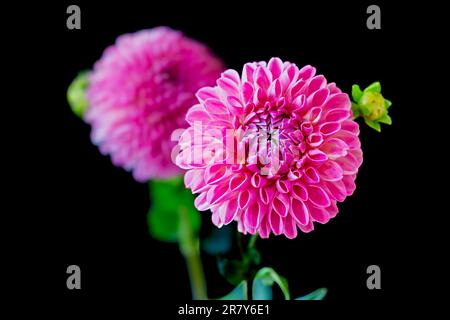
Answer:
[176,58,363,239]
[85,27,224,181]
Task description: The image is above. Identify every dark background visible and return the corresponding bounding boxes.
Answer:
[12,0,439,314]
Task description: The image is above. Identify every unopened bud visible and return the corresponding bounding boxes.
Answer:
[67,71,90,118]
[351,82,392,132]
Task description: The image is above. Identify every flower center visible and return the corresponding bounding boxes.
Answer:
[243,103,309,178]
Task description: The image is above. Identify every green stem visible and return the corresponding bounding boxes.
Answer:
[178,206,207,300]
[247,234,258,250]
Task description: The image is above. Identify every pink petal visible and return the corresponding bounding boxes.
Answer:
[290,197,309,225]
[298,65,316,81]
[307,185,331,207]
[308,205,330,224]
[242,63,256,83]
[227,96,244,116]
[341,120,360,135]
[205,164,229,184]
[335,152,360,175]
[328,201,339,218]
[319,122,341,136]
[303,167,320,183]
[318,161,344,181]
[307,133,324,147]
[256,66,271,91]
[185,169,205,190]
[305,107,322,123]
[325,180,347,202]
[306,75,326,95]
[196,86,218,102]
[242,82,254,103]
[342,174,357,195]
[324,93,351,111]
[194,192,210,211]
[268,79,282,98]
[309,88,329,107]
[186,104,211,125]
[269,207,283,235]
[298,220,314,233]
[291,183,308,201]
[307,149,328,164]
[272,193,289,217]
[325,108,351,122]
[222,69,241,85]
[204,98,229,115]
[222,198,239,225]
[268,57,283,79]
[217,77,239,97]
[333,131,361,150]
[244,201,261,229]
[251,172,267,188]
[289,79,306,98]
[259,213,270,238]
[228,174,249,192]
[321,138,349,159]
[207,183,230,205]
[276,179,291,193]
[259,185,275,205]
[283,215,298,239]
[238,189,255,209]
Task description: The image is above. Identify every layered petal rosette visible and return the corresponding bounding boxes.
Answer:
[176,58,363,238]
[86,27,224,181]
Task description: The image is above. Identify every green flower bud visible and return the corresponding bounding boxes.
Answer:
[67,71,90,118]
[351,81,392,132]
[360,91,386,121]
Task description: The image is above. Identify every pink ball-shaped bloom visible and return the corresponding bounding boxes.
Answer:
[85,27,224,181]
[176,58,363,239]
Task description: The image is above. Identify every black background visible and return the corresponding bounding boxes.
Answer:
[10,0,440,315]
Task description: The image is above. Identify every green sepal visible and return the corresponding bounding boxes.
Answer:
[365,119,381,132]
[351,84,363,102]
[351,102,360,119]
[384,99,392,109]
[364,81,381,93]
[378,114,392,125]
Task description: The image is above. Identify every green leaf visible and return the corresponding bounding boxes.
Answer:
[219,281,248,300]
[364,81,381,93]
[378,114,392,125]
[384,99,392,109]
[202,225,233,255]
[252,267,290,300]
[295,288,328,300]
[351,84,363,102]
[147,178,201,243]
[364,119,381,132]
[252,276,273,300]
[67,71,90,118]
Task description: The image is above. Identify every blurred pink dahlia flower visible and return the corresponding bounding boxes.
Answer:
[176,58,363,238]
[85,27,224,181]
